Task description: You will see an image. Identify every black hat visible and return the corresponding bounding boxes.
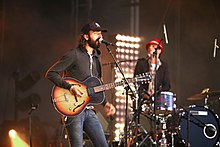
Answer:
[81,21,107,34]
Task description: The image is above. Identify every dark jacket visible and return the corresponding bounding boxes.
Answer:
[134,58,171,94]
[45,47,102,90]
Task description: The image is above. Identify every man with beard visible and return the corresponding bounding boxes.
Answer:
[45,21,116,147]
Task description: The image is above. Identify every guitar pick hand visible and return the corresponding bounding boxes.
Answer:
[70,86,84,97]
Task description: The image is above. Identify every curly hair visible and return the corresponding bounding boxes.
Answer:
[78,34,87,48]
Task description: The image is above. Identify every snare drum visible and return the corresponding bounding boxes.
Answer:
[179,105,220,147]
[153,91,176,114]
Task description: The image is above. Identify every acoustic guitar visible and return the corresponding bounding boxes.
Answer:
[51,73,151,117]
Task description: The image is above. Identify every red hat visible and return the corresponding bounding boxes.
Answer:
[81,21,107,34]
[146,38,164,54]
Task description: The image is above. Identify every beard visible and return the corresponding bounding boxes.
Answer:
[88,37,100,49]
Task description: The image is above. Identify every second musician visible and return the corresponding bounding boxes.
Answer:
[134,38,171,99]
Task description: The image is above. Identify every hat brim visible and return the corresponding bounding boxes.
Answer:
[92,28,107,32]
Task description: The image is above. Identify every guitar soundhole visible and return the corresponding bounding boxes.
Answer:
[72,101,85,112]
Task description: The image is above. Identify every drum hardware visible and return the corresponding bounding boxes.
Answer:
[136,91,178,147]
[154,91,177,146]
[186,109,190,147]
[157,114,180,147]
[158,117,168,147]
[159,131,168,147]
[127,116,153,147]
[135,125,152,147]
[127,90,153,147]
[203,124,218,139]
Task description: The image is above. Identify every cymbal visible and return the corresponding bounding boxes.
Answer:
[187,91,220,100]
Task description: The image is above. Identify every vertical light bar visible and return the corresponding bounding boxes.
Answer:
[114,34,141,141]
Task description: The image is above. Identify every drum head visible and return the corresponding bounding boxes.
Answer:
[154,91,176,114]
[179,105,220,147]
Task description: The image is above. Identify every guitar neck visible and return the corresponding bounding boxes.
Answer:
[93,78,136,93]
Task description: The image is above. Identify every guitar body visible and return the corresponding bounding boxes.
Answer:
[51,77,104,117]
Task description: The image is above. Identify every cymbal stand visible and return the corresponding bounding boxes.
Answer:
[129,84,151,147]
[204,95,209,107]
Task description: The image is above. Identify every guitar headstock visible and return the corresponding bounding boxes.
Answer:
[135,72,152,84]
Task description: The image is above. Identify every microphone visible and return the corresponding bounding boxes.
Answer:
[213,38,219,58]
[28,104,39,114]
[98,38,115,46]
[31,104,39,110]
[110,115,114,121]
[163,24,169,44]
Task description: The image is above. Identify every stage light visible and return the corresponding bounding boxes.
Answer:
[120,105,124,109]
[9,129,17,139]
[120,99,125,103]
[113,34,141,141]
[8,129,29,147]
[115,34,141,43]
[129,50,134,54]
[127,49,130,53]
[120,118,124,122]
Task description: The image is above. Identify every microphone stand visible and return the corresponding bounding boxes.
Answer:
[28,104,39,147]
[152,39,163,146]
[103,44,136,147]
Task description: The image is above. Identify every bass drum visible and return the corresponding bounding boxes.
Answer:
[179,105,220,147]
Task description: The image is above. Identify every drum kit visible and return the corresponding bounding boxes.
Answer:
[127,89,220,147]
